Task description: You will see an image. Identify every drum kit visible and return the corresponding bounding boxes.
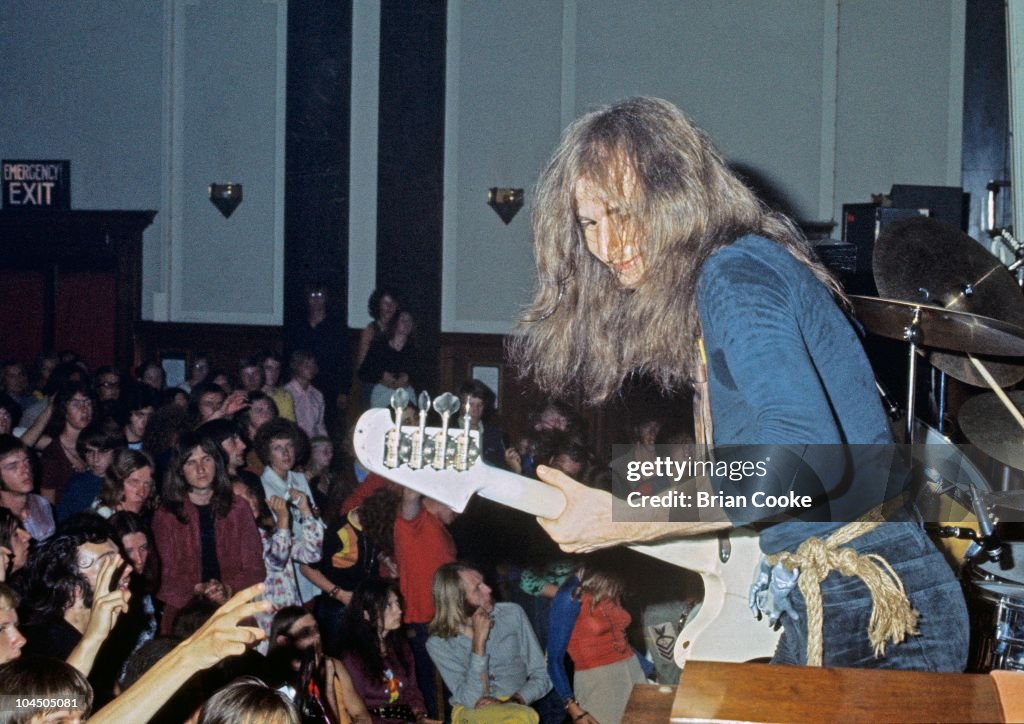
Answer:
[851,215,1024,671]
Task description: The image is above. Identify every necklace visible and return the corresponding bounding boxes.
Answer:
[60,436,85,472]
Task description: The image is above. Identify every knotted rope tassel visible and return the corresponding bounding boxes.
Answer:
[766,520,920,667]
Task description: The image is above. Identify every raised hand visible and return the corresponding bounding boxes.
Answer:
[85,554,132,638]
[0,545,10,582]
[288,489,313,517]
[267,495,290,528]
[181,583,271,670]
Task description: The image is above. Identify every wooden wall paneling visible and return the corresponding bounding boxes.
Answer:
[133,321,284,378]
[0,210,154,371]
[0,270,45,364]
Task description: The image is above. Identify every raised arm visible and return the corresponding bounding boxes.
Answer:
[89,583,272,723]
[66,556,131,676]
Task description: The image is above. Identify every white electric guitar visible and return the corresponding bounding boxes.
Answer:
[354,405,781,667]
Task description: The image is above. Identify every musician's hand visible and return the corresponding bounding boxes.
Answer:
[535,465,624,553]
[474,696,500,709]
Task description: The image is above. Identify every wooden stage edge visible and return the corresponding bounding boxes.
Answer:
[623,661,1014,723]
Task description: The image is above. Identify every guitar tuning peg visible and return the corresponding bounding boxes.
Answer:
[418,391,431,417]
[433,392,459,417]
[391,387,410,410]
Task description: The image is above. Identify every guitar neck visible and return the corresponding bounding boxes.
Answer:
[354,408,566,517]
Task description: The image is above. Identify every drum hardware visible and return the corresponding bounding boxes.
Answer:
[958,390,1024,473]
[872,216,1024,388]
[971,484,1003,563]
[928,523,984,541]
[873,379,901,421]
[929,367,949,434]
[850,295,1024,442]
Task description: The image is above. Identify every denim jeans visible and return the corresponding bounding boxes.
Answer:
[771,514,968,671]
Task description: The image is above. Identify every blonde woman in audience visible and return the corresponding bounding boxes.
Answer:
[548,565,647,724]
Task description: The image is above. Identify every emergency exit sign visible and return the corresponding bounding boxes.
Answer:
[2,160,70,209]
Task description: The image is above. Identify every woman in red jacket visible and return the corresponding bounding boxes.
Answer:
[152,432,265,633]
[548,566,647,724]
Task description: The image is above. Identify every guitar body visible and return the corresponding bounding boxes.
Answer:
[354,408,781,665]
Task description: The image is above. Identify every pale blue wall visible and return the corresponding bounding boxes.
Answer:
[0,0,286,324]
[0,0,165,318]
[443,0,966,333]
[1,1,965,330]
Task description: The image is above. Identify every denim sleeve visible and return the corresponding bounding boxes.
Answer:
[697,250,842,447]
[546,577,581,703]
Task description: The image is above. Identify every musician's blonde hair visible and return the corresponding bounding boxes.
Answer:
[508,97,842,403]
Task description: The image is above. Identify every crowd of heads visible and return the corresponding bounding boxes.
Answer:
[0,276,687,722]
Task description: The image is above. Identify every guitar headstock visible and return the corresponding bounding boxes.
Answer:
[354,393,566,518]
[354,405,486,513]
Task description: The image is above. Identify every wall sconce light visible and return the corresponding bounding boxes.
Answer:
[209,183,243,218]
[487,187,524,224]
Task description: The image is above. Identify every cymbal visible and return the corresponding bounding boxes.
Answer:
[958,390,1024,471]
[850,296,1024,356]
[872,217,1024,386]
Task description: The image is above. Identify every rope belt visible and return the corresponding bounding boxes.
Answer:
[764,504,920,667]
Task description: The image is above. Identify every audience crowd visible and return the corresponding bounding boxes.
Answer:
[0,288,687,724]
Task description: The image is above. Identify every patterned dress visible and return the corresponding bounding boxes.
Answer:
[256,514,324,635]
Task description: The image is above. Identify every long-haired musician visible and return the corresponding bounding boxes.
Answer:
[510,97,967,672]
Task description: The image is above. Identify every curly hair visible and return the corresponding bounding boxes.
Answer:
[357,487,400,558]
[508,97,841,404]
[20,524,112,626]
[253,418,309,469]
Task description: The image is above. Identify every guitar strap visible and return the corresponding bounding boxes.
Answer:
[692,338,714,454]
